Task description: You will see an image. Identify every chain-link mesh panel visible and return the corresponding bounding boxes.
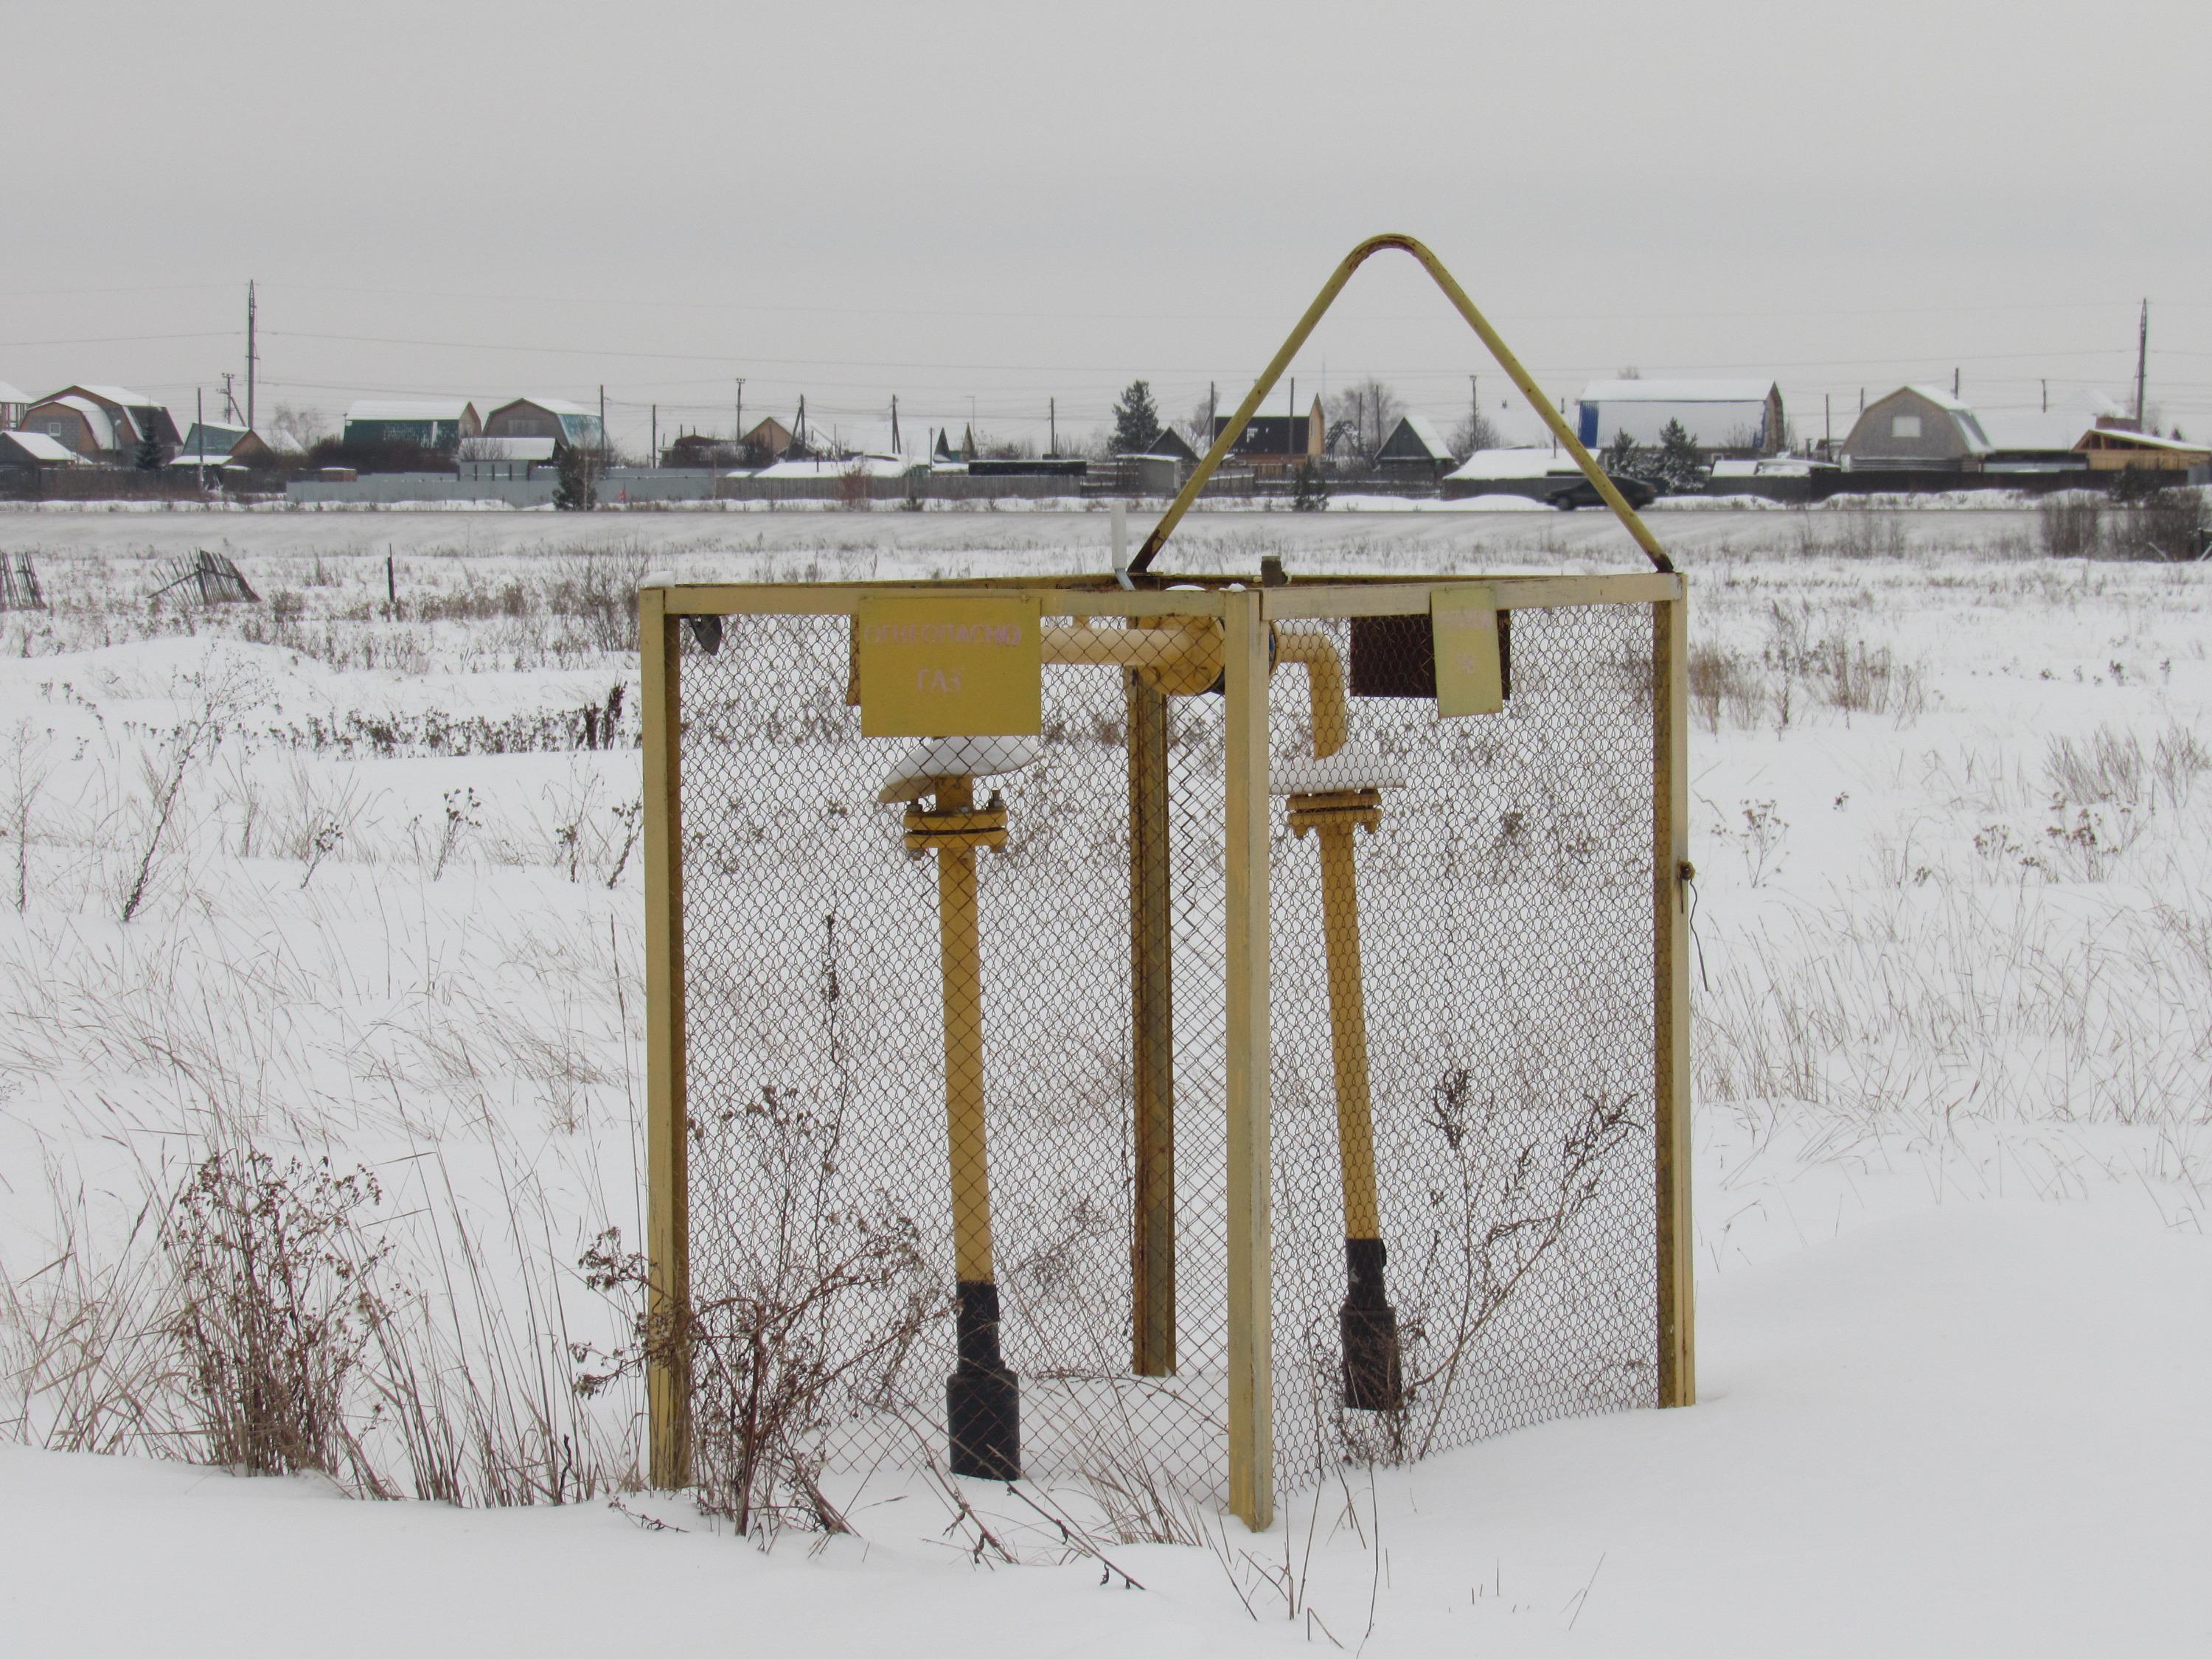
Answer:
[677,608,1236,1500]
[1266,602,1659,1492]
[672,591,1659,1510]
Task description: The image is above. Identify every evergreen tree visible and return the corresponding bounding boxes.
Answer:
[1601,428,1641,480]
[133,420,167,472]
[1652,418,1706,495]
[1110,380,1163,455]
[553,442,597,511]
[1291,459,1329,512]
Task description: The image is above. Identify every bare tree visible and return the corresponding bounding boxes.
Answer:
[267,403,333,450]
[1183,394,1217,451]
[1326,378,1405,466]
[1450,408,1501,460]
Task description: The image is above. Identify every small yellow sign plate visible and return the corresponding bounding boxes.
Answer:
[857,595,1043,737]
[1431,586,1504,718]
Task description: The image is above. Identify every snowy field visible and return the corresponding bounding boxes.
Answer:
[1,507,2209,1656]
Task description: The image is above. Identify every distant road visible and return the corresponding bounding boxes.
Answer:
[0,504,2048,568]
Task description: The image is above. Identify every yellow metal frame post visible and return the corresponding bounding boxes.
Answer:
[1222,588,1274,1531]
[640,583,692,1489]
[1130,234,1674,579]
[1654,593,1696,1405]
[1127,669,1177,1377]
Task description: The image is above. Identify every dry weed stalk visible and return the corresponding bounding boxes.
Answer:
[163,1148,392,1488]
[1,718,50,911]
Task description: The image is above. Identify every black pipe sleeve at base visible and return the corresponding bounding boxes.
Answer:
[948,1279,1020,1479]
[1340,1238,1404,1412]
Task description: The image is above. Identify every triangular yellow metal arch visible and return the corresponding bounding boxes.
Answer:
[1129,233,1674,576]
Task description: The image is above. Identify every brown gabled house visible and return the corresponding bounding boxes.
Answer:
[18,385,181,463]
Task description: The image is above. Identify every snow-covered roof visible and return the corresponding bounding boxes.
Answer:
[1901,384,1975,414]
[0,380,29,406]
[748,454,919,479]
[1444,447,1581,481]
[50,395,116,450]
[493,396,594,417]
[1975,407,2098,452]
[1710,456,1818,477]
[1391,413,1455,459]
[346,400,475,422]
[0,430,82,464]
[827,421,912,462]
[1579,379,1774,404]
[76,383,159,408]
[2078,426,2209,455]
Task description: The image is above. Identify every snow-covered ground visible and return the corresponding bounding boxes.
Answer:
[2,510,2208,1655]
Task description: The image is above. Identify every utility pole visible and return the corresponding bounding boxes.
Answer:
[2042,380,2048,413]
[599,386,606,457]
[734,377,744,446]
[891,394,901,454]
[1952,367,1959,400]
[1470,373,1479,435]
[245,280,257,433]
[2135,299,2149,428]
[1047,396,1054,456]
[220,372,238,424]
[195,387,206,491]
[650,404,658,464]
[1824,393,1832,451]
[1287,376,1295,462]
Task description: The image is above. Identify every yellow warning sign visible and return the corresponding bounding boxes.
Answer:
[1431,585,1504,718]
[857,595,1043,737]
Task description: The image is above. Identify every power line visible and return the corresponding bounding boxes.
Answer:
[0,330,235,349]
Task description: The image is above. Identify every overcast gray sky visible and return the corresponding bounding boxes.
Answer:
[5,0,2208,452]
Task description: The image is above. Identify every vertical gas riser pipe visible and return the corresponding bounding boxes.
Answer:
[906,776,1020,1478]
[1290,787,1402,1411]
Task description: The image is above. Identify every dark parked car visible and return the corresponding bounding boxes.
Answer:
[1547,473,1658,510]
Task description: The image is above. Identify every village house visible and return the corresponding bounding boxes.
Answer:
[1576,379,1783,456]
[170,421,299,470]
[17,385,181,462]
[1838,386,1993,472]
[481,397,604,451]
[1138,425,1200,464]
[0,381,28,429]
[742,416,799,465]
[458,437,559,480]
[0,428,89,482]
[341,400,481,452]
[2075,425,2211,473]
[1373,413,1457,480]
[1212,396,1324,473]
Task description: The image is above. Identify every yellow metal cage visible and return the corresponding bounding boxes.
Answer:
[639,239,1693,1533]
